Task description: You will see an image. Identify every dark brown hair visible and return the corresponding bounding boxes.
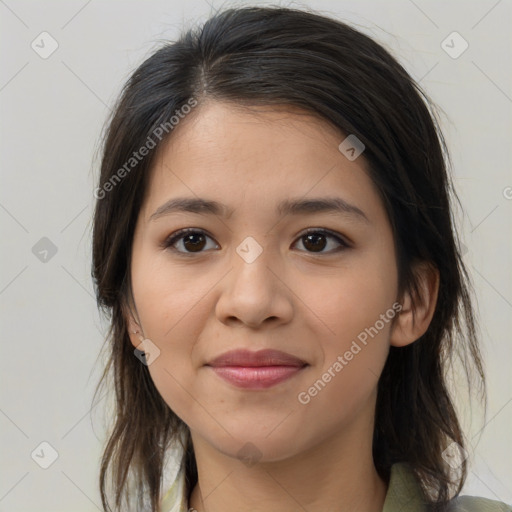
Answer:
[91,5,485,511]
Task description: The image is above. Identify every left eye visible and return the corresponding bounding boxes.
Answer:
[292,229,349,253]
[162,228,349,254]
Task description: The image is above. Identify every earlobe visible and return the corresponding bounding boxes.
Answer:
[122,302,144,349]
[390,262,440,348]
[127,322,143,349]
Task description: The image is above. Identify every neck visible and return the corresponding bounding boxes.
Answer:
[188,418,387,512]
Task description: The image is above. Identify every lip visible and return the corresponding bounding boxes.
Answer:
[206,349,307,389]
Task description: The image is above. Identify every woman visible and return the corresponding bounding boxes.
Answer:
[91,6,510,512]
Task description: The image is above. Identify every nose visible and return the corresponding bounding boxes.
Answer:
[215,242,294,329]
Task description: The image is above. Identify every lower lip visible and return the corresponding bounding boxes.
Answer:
[208,365,305,389]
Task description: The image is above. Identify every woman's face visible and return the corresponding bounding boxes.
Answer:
[128,101,400,462]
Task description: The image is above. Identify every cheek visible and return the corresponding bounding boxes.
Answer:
[304,256,398,350]
[132,253,212,343]
[296,289,393,432]
[296,253,397,407]
[131,254,217,420]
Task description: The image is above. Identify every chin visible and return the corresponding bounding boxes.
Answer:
[199,424,306,465]
[223,438,298,465]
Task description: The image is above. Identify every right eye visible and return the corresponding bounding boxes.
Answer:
[162,228,220,254]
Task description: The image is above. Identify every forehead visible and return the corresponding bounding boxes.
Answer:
[141,101,385,225]
[157,101,344,162]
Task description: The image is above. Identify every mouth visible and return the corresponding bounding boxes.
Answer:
[205,349,308,389]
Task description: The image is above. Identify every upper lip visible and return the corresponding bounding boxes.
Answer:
[206,349,307,367]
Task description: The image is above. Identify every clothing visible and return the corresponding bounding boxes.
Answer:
[160,461,511,512]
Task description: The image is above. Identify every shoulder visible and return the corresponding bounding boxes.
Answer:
[160,459,188,512]
[384,463,511,512]
[447,495,512,512]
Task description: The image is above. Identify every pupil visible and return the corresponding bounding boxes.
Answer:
[304,233,326,252]
[184,233,206,252]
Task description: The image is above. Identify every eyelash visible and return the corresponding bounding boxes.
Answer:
[161,228,350,255]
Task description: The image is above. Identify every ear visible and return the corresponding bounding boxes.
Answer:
[122,300,144,349]
[390,262,440,347]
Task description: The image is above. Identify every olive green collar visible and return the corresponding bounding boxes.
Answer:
[382,462,429,512]
[162,461,428,512]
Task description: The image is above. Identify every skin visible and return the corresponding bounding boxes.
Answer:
[126,101,439,512]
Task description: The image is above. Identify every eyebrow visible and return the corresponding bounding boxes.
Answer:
[149,196,369,223]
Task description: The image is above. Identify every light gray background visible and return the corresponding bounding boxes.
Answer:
[1,0,511,510]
